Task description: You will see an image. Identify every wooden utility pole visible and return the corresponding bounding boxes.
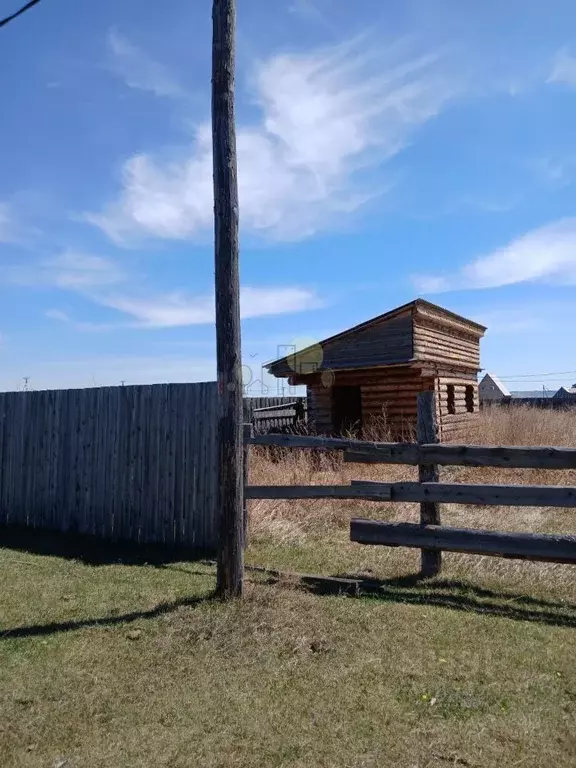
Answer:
[417,391,442,577]
[212,0,244,598]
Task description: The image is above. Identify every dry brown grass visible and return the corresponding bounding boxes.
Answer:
[464,404,576,447]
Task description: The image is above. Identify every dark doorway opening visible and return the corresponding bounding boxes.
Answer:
[332,385,362,435]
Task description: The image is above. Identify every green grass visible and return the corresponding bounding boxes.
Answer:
[1,531,575,768]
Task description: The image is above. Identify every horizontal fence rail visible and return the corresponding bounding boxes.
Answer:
[249,433,576,470]
[350,521,576,565]
[251,402,302,413]
[345,444,576,469]
[246,480,576,508]
[247,483,393,502]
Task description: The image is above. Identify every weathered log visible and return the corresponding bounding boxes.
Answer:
[350,520,576,564]
[344,443,576,469]
[348,479,576,507]
[246,483,392,501]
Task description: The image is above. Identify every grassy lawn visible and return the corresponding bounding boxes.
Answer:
[1,527,575,768]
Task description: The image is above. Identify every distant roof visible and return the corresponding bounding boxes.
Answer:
[555,386,576,397]
[511,390,554,399]
[481,373,511,397]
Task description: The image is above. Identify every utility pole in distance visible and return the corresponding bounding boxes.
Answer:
[212,0,244,598]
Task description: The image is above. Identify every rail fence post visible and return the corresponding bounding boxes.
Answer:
[243,422,253,549]
[417,391,442,577]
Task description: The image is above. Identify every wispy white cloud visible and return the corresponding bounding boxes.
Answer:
[106,28,184,98]
[7,251,125,290]
[0,203,15,243]
[96,286,321,328]
[88,37,458,244]
[6,246,320,328]
[0,201,39,245]
[414,218,576,292]
[288,0,326,23]
[528,156,576,187]
[45,309,71,322]
[548,48,576,88]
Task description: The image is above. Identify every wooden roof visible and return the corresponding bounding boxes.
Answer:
[266,298,486,378]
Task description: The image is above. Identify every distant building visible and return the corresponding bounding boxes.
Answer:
[479,373,511,403]
[553,385,576,402]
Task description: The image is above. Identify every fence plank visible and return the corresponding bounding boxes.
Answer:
[249,480,576,507]
[243,422,253,548]
[249,434,370,449]
[251,432,576,471]
[100,387,113,540]
[5,393,16,525]
[185,383,196,547]
[349,480,576,507]
[417,392,441,576]
[345,443,576,469]
[49,389,61,532]
[0,394,7,523]
[173,385,186,546]
[246,484,392,501]
[92,386,105,538]
[23,389,36,526]
[350,520,576,564]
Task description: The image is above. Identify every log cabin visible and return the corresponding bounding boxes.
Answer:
[265,299,486,441]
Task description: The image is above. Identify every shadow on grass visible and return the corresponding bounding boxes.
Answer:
[327,573,576,629]
[1,593,215,640]
[0,525,214,566]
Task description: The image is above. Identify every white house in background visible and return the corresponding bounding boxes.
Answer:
[479,372,511,403]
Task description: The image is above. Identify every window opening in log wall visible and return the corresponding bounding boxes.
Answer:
[447,384,456,414]
[465,385,475,413]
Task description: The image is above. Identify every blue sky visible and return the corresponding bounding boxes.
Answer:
[1,0,576,394]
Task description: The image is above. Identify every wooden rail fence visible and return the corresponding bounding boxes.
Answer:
[246,392,576,574]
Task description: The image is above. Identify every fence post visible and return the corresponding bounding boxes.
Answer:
[417,391,441,577]
[243,422,253,549]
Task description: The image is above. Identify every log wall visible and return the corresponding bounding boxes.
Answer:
[306,367,480,440]
[436,372,479,441]
[307,367,431,439]
[413,316,480,370]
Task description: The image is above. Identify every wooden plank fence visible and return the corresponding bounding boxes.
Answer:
[0,382,218,548]
[245,392,576,573]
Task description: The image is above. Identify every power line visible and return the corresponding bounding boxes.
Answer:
[497,370,576,380]
[0,0,42,29]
